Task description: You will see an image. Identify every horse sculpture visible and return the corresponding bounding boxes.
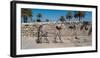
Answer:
[36,24,49,43]
[54,24,63,43]
[68,25,76,30]
[80,21,89,31]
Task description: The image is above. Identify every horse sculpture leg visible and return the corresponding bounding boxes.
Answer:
[44,36,49,43]
[53,33,58,43]
[53,30,63,43]
[58,30,63,43]
[44,32,49,43]
[36,29,42,44]
[36,36,42,44]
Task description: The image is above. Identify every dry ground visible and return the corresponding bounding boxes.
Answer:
[21,23,92,49]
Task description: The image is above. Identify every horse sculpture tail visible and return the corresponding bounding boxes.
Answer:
[88,26,92,35]
[80,25,84,30]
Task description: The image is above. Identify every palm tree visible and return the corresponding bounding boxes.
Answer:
[46,19,49,22]
[32,19,35,22]
[21,8,32,23]
[36,13,42,22]
[74,11,85,22]
[66,11,73,22]
[59,16,66,24]
[36,19,41,22]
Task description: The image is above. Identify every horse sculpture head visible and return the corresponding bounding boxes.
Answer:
[56,25,62,30]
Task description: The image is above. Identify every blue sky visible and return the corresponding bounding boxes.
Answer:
[31,9,92,22]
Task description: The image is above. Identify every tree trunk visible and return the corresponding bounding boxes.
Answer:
[23,16,27,23]
[79,17,81,22]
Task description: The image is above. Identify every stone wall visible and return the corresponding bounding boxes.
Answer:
[21,23,91,37]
